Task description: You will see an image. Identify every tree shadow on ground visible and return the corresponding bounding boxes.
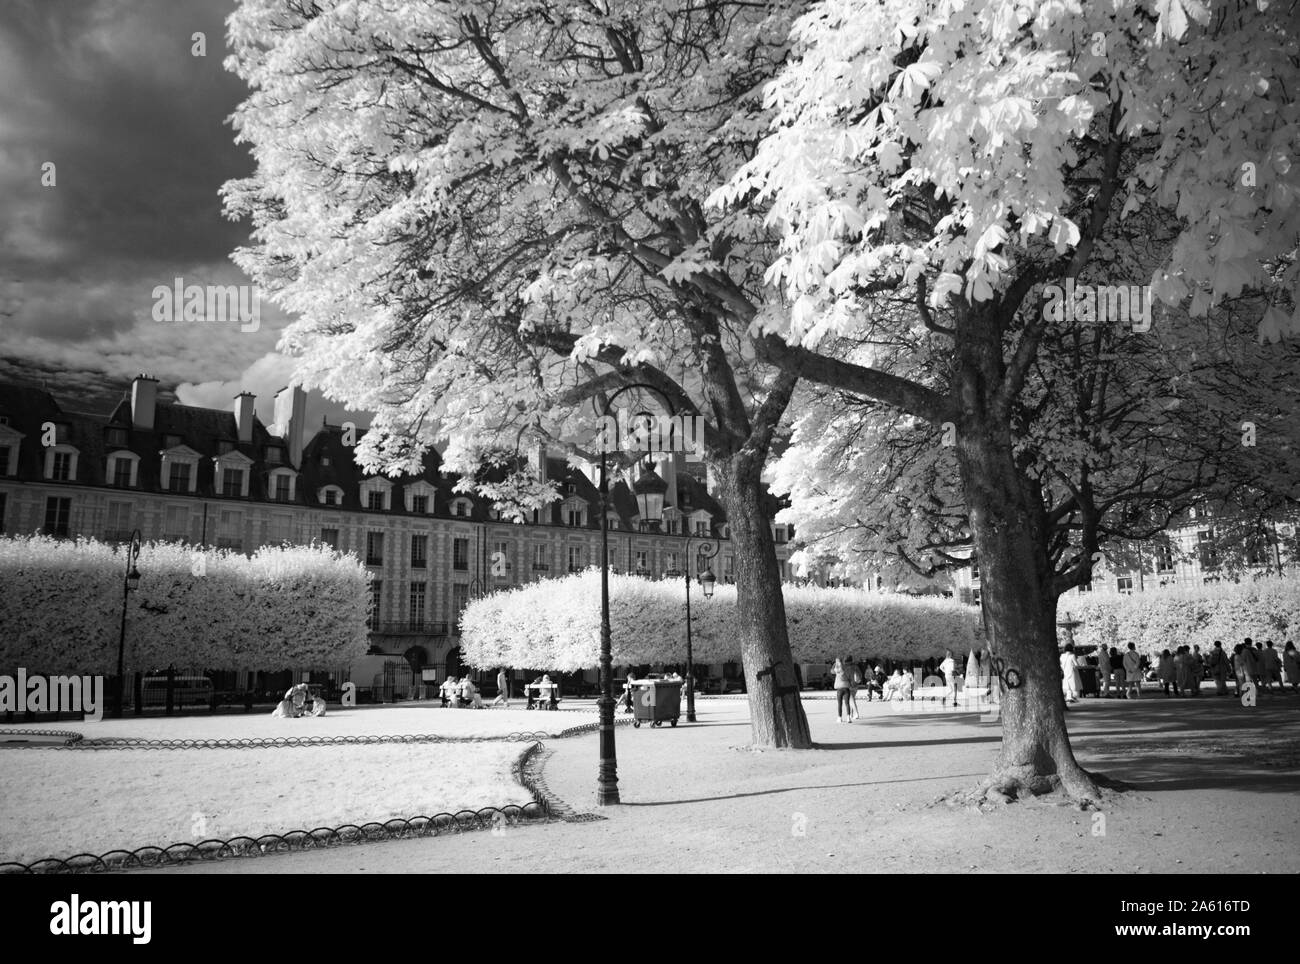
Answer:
[620,772,991,807]
[1081,750,1300,794]
[814,735,1002,751]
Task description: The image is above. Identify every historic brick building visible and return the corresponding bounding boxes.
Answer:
[0,374,796,686]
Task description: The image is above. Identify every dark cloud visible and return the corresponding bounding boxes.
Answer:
[0,0,302,408]
[0,0,251,278]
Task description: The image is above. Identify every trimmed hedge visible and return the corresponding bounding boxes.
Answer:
[0,535,371,673]
[461,569,979,671]
[1062,573,1300,656]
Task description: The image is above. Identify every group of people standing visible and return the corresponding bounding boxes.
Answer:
[1090,638,1299,699]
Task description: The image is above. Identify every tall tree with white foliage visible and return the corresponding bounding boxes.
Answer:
[713,0,1298,802]
[222,0,816,747]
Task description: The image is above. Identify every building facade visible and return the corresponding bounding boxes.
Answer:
[0,375,796,686]
[951,509,1300,607]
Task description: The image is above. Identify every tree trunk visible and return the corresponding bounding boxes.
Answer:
[956,415,1100,804]
[713,456,812,749]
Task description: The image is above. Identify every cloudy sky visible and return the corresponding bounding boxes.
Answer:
[0,0,357,425]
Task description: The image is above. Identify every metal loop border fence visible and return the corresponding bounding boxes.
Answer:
[0,718,629,874]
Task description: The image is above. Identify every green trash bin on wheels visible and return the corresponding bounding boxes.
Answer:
[631,675,683,728]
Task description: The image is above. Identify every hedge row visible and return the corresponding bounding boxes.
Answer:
[460,570,980,671]
[0,535,371,674]
[1062,573,1300,656]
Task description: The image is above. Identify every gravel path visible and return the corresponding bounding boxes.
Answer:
[141,691,1300,874]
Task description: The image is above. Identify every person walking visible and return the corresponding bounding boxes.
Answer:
[1208,641,1230,695]
[1282,642,1299,692]
[846,657,862,720]
[1060,644,1081,704]
[492,667,511,707]
[832,657,852,723]
[1122,644,1142,699]
[939,649,958,707]
[1097,644,1112,698]
[1261,641,1282,691]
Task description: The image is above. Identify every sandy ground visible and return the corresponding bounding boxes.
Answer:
[0,703,594,741]
[0,742,534,866]
[140,688,1300,874]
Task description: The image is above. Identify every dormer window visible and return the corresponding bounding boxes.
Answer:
[563,497,586,527]
[107,450,140,488]
[318,485,344,506]
[268,467,297,502]
[0,422,23,478]
[160,444,200,493]
[221,467,245,497]
[695,520,709,536]
[359,478,392,511]
[213,450,254,498]
[404,481,436,514]
[451,497,473,518]
[43,444,79,482]
[321,455,331,467]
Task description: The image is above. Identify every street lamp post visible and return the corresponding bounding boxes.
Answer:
[680,526,719,724]
[594,382,674,806]
[115,530,143,719]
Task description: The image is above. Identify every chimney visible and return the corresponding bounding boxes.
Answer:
[234,392,256,443]
[272,385,307,469]
[659,452,681,509]
[130,374,158,431]
[528,442,549,485]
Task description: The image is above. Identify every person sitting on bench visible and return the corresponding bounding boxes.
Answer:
[865,666,886,701]
[539,673,558,710]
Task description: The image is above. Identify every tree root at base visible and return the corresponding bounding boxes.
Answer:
[931,766,1131,811]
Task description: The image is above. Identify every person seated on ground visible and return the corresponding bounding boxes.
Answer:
[440,675,458,708]
[898,669,915,701]
[310,692,327,716]
[459,675,484,709]
[271,683,310,719]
